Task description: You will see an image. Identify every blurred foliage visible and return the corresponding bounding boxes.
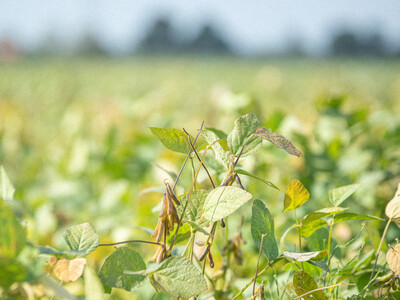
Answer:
[0,57,399,298]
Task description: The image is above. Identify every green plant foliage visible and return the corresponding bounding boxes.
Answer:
[85,265,105,300]
[150,127,193,154]
[99,247,146,291]
[0,165,15,201]
[283,250,327,262]
[0,201,26,259]
[176,189,208,223]
[227,113,262,158]
[202,186,252,221]
[300,207,348,237]
[251,199,279,260]
[235,168,279,190]
[328,183,361,206]
[254,126,303,157]
[283,179,310,212]
[63,222,100,256]
[293,270,328,300]
[148,256,207,298]
[333,213,383,223]
[200,129,230,168]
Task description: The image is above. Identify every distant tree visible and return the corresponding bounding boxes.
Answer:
[75,32,108,57]
[330,29,388,57]
[185,24,232,54]
[137,18,178,53]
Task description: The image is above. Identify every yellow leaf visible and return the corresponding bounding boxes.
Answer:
[53,258,87,282]
[283,179,310,212]
[385,183,400,220]
[387,244,400,275]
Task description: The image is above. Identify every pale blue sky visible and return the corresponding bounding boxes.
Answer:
[1,0,399,54]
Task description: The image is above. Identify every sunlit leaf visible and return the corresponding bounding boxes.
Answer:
[251,200,279,260]
[150,127,193,154]
[254,126,303,157]
[227,113,262,158]
[200,129,230,168]
[176,189,208,223]
[52,257,86,282]
[301,207,348,237]
[283,250,327,262]
[307,260,330,273]
[385,183,400,220]
[0,165,15,202]
[328,183,361,206]
[334,213,383,223]
[0,201,26,258]
[184,220,210,236]
[99,247,146,291]
[387,244,400,275]
[148,256,207,298]
[63,222,100,256]
[293,271,328,300]
[235,168,279,190]
[202,186,252,222]
[283,179,310,212]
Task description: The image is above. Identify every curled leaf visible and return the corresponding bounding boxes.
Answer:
[52,258,86,282]
[387,244,400,275]
[254,126,303,157]
[283,250,327,262]
[385,183,400,220]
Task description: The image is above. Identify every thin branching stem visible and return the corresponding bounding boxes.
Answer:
[253,233,267,296]
[168,139,219,252]
[99,240,162,246]
[234,134,255,166]
[232,262,274,300]
[171,121,204,191]
[183,128,215,189]
[369,218,392,282]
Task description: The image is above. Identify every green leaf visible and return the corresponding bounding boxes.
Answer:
[280,224,296,251]
[63,222,100,256]
[204,127,227,140]
[0,258,27,288]
[301,207,348,237]
[306,228,329,251]
[293,271,328,300]
[251,200,279,261]
[184,220,210,236]
[85,265,105,300]
[36,246,87,256]
[227,113,262,158]
[334,213,383,223]
[200,129,230,168]
[99,247,146,291]
[176,189,208,223]
[307,260,330,273]
[283,179,310,212]
[283,250,327,262]
[167,223,191,245]
[235,169,279,190]
[202,186,252,222]
[150,127,192,154]
[149,256,207,298]
[0,201,26,259]
[0,165,15,202]
[328,184,361,206]
[254,126,303,157]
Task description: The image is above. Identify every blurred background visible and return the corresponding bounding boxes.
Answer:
[1,1,400,299]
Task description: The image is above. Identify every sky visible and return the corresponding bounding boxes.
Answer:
[0,0,400,55]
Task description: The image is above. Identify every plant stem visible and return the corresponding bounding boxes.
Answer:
[369,218,391,282]
[293,210,303,271]
[232,263,273,300]
[98,239,162,246]
[168,140,219,252]
[184,128,215,189]
[253,233,267,296]
[172,121,204,191]
[234,134,254,166]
